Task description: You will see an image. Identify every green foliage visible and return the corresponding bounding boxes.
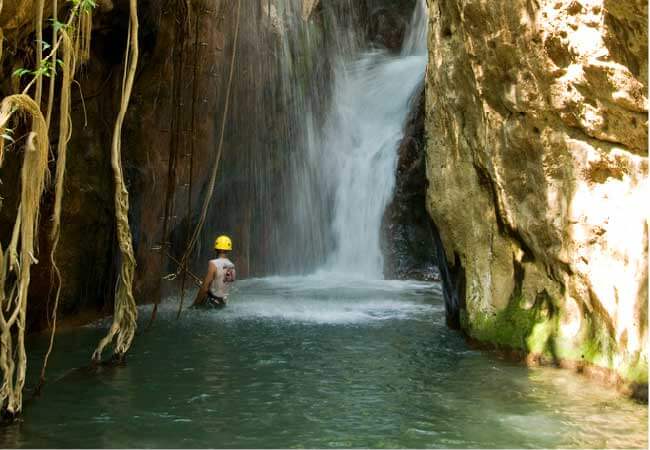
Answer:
[12,68,32,78]
[14,59,56,80]
[71,0,97,13]
[50,18,70,33]
[13,0,98,82]
[35,59,55,78]
[37,39,51,51]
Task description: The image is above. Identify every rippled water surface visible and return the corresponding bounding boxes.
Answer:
[4,278,647,448]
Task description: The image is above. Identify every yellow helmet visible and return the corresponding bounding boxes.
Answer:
[214,235,232,251]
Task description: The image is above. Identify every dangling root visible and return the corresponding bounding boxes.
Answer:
[0,95,50,416]
[92,0,139,363]
[37,31,75,391]
[44,0,59,129]
[34,0,45,106]
[74,5,92,65]
[0,0,101,409]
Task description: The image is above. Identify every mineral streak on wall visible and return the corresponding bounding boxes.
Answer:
[424,0,648,389]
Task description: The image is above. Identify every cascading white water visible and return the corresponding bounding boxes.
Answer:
[316,1,429,279]
[402,0,429,57]
[195,1,428,277]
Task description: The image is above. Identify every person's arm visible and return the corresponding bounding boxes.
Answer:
[192,262,217,306]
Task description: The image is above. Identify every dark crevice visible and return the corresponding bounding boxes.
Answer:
[512,255,525,301]
[429,220,465,329]
[473,162,535,262]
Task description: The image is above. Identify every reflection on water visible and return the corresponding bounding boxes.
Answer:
[4,278,647,448]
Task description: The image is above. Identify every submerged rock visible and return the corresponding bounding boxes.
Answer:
[424,0,648,390]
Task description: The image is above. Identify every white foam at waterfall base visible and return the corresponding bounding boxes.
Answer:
[314,0,429,279]
[131,277,443,325]
[214,296,436,324]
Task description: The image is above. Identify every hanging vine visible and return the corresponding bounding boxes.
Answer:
[91,0,140,363]
[173,0,241,319]
[0,0,139,414]
[0,0,86,416]
[38,29,75,392]
[0,95,50,417]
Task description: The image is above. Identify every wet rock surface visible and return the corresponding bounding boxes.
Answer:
[364,0,416,51]
[381,85,439,282]
[367,7,408,51]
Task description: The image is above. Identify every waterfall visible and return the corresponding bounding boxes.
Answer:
[198,0,428,278]
[196,0,358,276]
[313,1,429,278]
[402,0,429,56]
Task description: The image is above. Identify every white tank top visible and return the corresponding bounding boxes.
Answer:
[208,257,236,298]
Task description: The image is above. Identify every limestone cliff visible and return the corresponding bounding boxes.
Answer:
[424,0,648,389]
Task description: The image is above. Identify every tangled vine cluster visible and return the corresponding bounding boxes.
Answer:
[0,0,140,418]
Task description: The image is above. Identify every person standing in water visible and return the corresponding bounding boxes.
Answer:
[192,235,237,308]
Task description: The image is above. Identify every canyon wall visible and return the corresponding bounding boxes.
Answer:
[424,0,648,389]
[0,0,332,329]
[0,0,403,330]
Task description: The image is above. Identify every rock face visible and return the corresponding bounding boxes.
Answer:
[381,86,440,281]
[424,0,648,388]
[365,0,417,51]
[0,0,376,330]
[0,0,335,329]
[367,6,409,51]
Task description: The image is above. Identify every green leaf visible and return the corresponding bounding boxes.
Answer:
[78,0,96,12]
[50,18,69,33]
[37,39,51,51]
[12,68,32,78]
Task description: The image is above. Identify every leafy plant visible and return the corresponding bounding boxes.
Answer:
[72,0,97,13]
[12,68,32,78]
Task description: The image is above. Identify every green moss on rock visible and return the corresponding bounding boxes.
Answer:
[466,294,554,352]
[463,294,648,385]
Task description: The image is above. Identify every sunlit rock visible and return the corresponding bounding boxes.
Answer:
[424,0,648,388]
